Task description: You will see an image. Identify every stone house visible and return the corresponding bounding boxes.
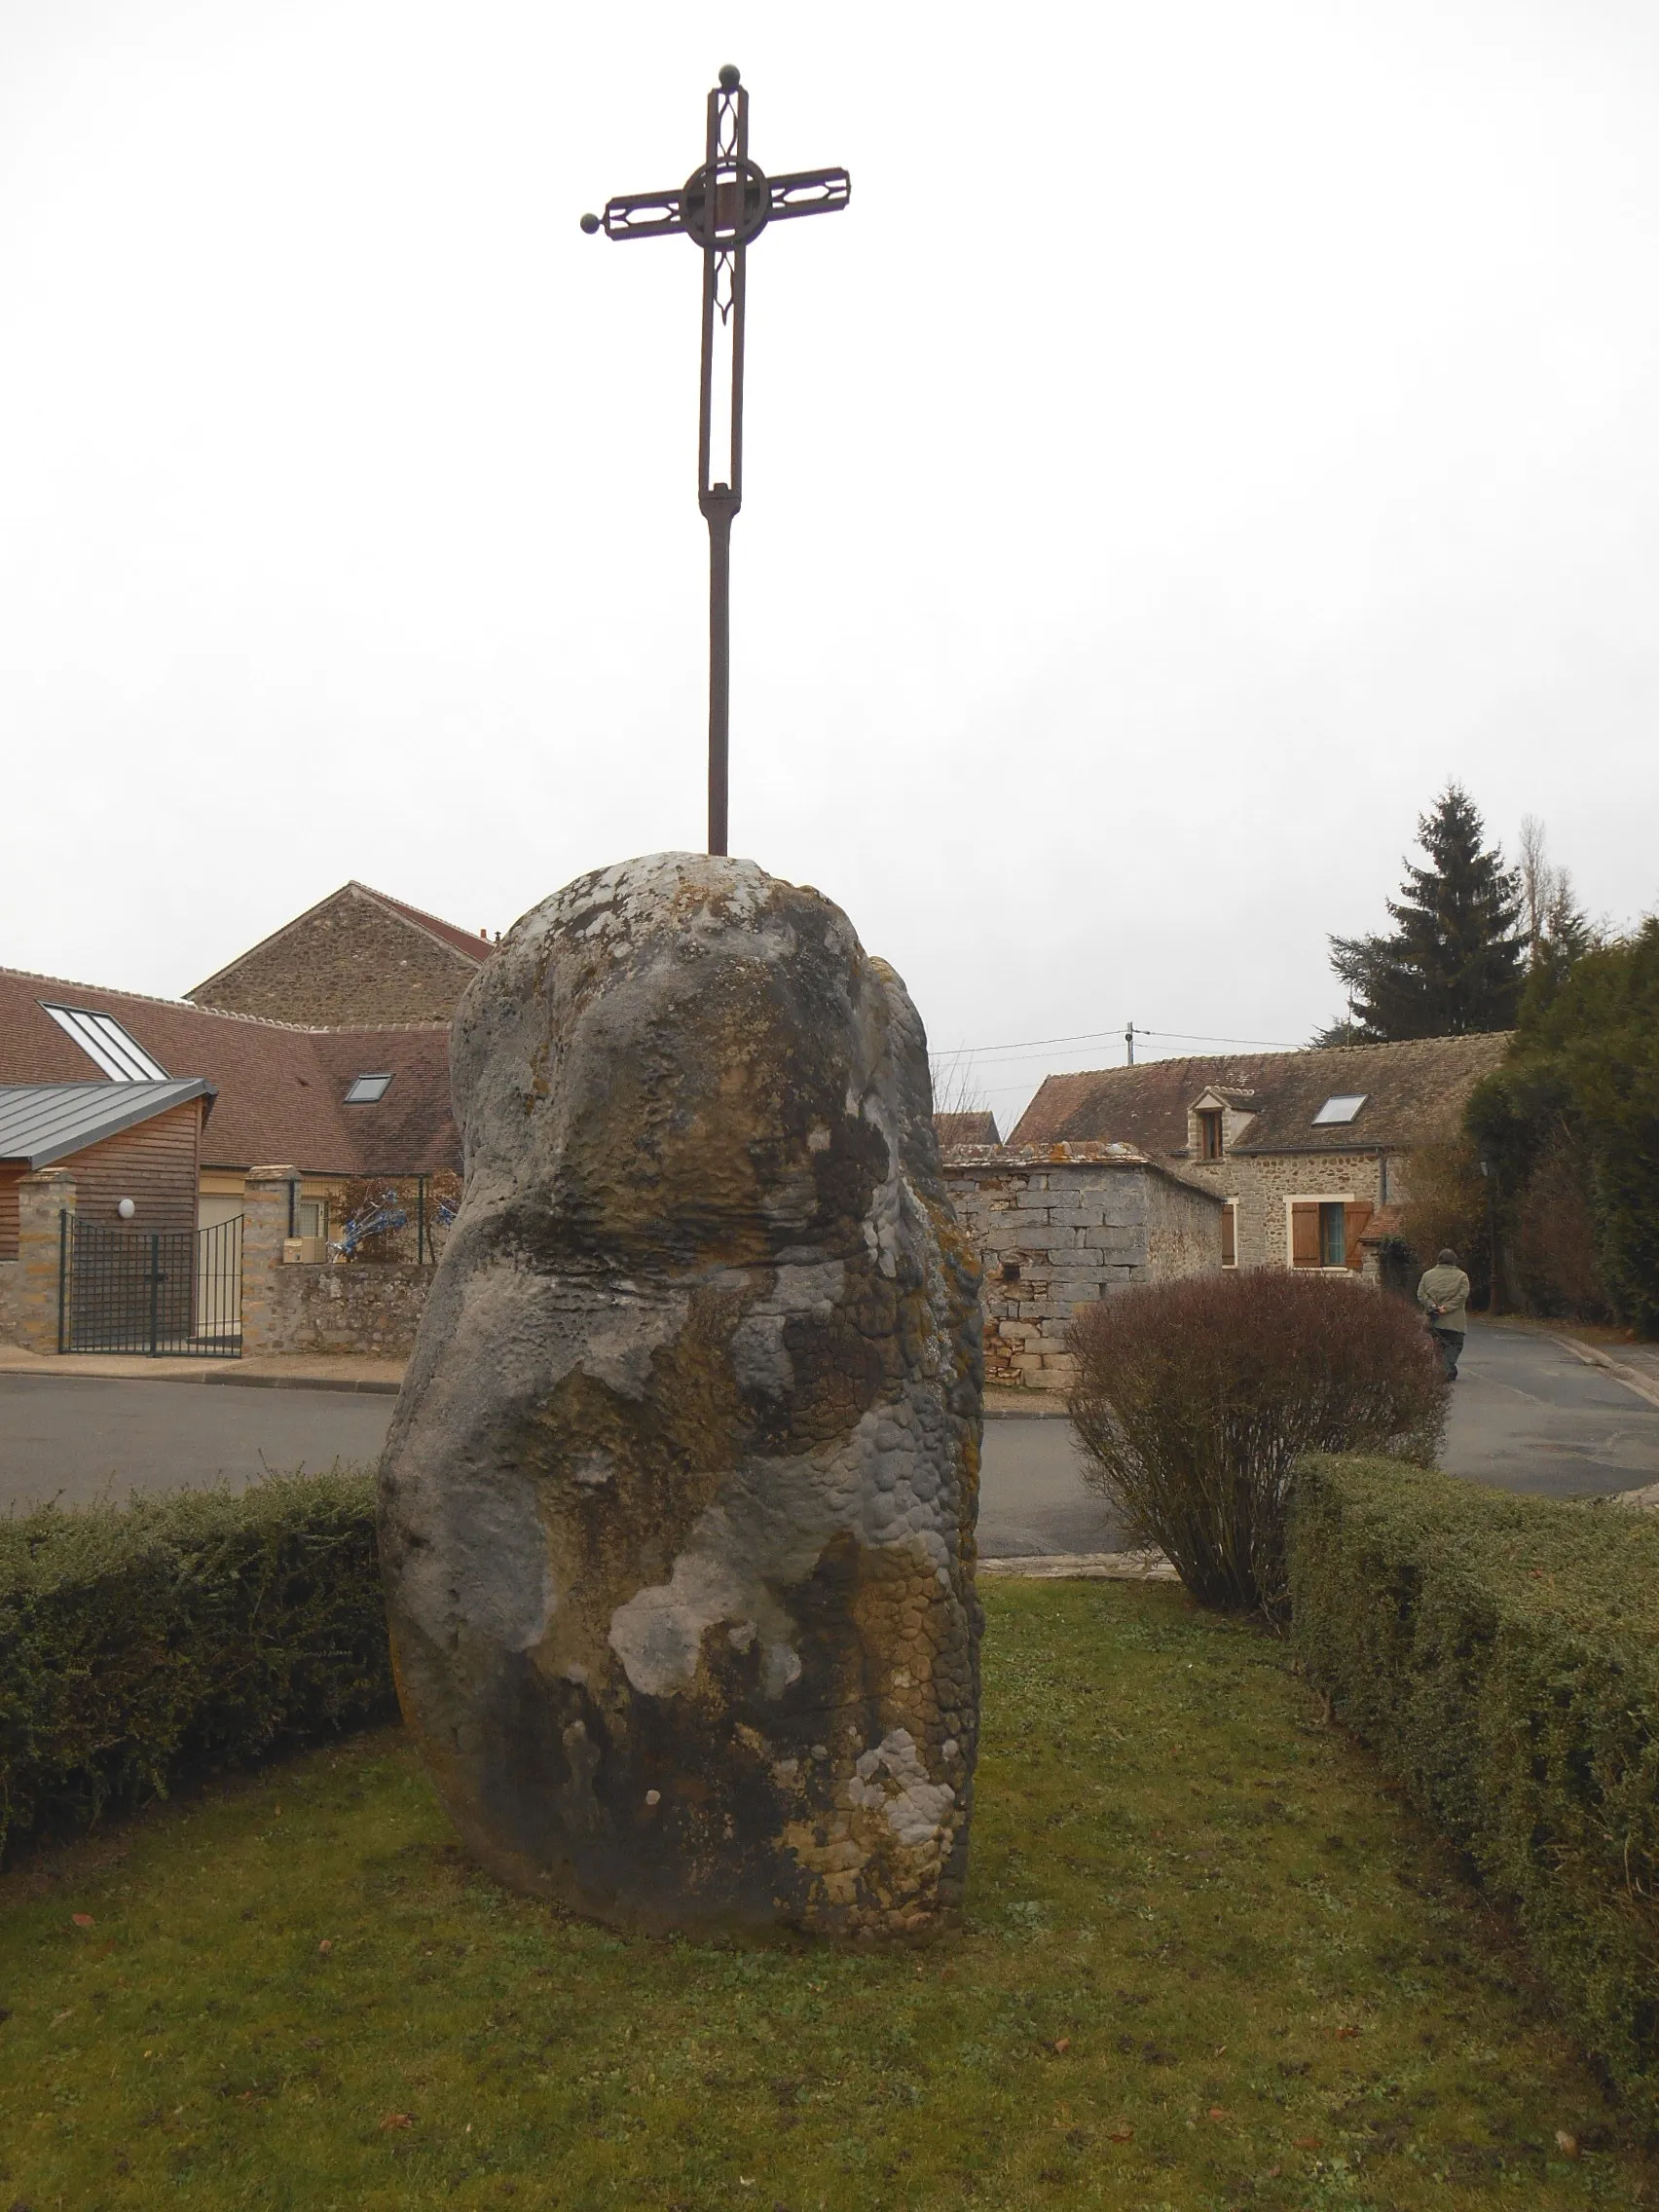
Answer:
[1009,1033,1512,1278]
[940,1140,1224,1388]
[189,880,495,1025]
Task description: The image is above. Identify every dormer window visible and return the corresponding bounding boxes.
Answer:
[1312,1094,1366,1125]
[345,1073,393,1103]
[1198,1108,1224,1161]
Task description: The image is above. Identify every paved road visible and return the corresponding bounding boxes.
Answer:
[978,1418,1124,1557]
[3,1322,1656,1540]
[1441,1321,1659,1497]
[0,1378,393,1508]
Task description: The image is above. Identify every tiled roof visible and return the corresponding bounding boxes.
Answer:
[0,968,459,1175]
[1010,1033,1513,1156]
[933,1110,1002,1147]
[941,1140,1152,1167]
[0,1081,213,1170]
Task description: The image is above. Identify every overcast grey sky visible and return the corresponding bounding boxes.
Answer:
[3,1,1655,1129]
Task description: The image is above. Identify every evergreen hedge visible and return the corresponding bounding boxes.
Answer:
[1290,1456,1659,2121]
[0,1472,393,1864]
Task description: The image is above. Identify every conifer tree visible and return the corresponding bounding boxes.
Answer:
[1326,786,1525,1040]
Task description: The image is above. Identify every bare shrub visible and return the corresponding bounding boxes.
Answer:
[1065,1272,1449,1618]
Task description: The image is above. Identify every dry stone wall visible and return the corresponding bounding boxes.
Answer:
[252,1258,431,1357]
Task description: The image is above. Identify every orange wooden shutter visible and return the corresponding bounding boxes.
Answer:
[1344,1203,1373,1271]
[1290,1204,1320,1268]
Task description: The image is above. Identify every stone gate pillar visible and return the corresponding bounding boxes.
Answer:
[4,1170,76,1352]
[240,1165,299,1356]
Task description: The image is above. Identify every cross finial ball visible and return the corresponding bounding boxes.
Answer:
[719,63,741,89]
[579,211,601,234]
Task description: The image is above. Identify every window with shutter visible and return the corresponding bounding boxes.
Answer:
[1221,1202,1236,1267]
[1290,1203,1321,1268]
[1198,1109,1224,1161]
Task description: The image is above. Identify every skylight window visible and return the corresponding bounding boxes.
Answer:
[1312,1093,1367,1125]
[345,1073,393,1104]
[41,1003,168,1083]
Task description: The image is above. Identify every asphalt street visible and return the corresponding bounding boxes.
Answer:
[0,1378,393,1509]
[1439,1321,1659,1498]
[2,1321,1656,1548]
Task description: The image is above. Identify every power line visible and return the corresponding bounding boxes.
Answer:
[1138,1026,1302,1049]
[935,1022,1300,1059]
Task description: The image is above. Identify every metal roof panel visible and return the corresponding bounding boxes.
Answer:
[0,1081,213,1169]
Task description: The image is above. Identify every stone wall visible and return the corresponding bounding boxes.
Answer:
[941,1142,1223,1389]
[238,1161,431,1356]
[190,884,485,1024]
[253,1255,432,1358]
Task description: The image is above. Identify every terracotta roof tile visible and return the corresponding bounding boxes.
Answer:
[0,968,459,1174]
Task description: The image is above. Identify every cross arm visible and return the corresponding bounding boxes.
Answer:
[766,166,851,223]
[588,164,848,242]
[599,187,686,241]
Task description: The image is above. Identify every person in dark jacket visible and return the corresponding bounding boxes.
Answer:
[1417,1247,1471,1379]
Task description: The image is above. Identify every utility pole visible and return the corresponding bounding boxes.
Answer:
[1124,1022,1137,1066]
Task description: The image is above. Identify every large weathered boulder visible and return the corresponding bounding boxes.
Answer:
[378,854,982,1936]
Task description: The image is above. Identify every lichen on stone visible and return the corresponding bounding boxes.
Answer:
[379,854,983,1936]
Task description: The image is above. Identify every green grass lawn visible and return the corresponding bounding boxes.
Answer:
[1,1580,1648,2211]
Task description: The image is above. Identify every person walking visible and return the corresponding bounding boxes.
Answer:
[1418,1247,1472,1380]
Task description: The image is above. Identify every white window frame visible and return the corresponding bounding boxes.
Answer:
[1284,1192,1356,1272]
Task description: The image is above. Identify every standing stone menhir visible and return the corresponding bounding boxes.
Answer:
[378,854,983,1936]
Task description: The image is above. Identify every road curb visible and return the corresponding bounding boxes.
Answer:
[0,1361,402,1397]
[1550,1336,1659,1414]
[978,1551,1177,1582]
[203,1372,402,1396]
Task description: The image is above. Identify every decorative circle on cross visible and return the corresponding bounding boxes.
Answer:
[679,159,770,249]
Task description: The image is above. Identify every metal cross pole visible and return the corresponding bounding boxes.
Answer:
[582,66,850,857]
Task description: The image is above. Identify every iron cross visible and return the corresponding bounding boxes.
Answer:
[582,66,850,857]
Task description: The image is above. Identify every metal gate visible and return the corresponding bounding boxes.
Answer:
[58,1213,242,1357]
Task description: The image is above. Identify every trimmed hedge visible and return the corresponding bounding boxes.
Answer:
[0,1472,394,1864]
[1290,1456,1659,2121]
